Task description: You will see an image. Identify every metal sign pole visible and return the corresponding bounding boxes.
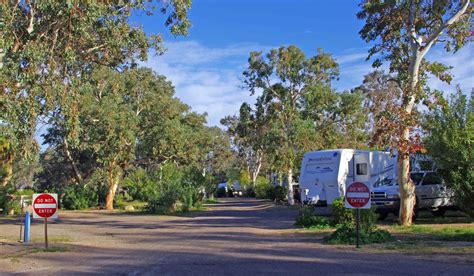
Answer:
[44,217,48,249]
[356,208,360,248]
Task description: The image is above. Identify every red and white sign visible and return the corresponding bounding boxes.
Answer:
[33,193,58,219]
[345,182,371,209]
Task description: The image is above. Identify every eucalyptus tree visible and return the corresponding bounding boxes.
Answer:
[300,86,367,150]
[221,102,269,186]
[243,46,339,204]
[358,0,471,225]
[0,1,191,187]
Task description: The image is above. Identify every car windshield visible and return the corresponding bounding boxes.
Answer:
[373,177,396,187]
[410,172,424,185]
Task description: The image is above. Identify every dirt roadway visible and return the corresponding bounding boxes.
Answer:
[1,198,473,275]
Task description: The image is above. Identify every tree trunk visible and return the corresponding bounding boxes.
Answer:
[251,159,262,187]
[287,167,294,205]
[105,167,121,211]
[63,139,83,185]
[398,150,416,225]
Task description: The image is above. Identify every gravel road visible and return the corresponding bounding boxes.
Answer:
[1,198,473,275]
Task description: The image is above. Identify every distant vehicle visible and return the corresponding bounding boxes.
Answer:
[299,149,398,206]
[372,171,456,220]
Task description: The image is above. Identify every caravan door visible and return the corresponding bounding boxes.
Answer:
[353,153,370,184]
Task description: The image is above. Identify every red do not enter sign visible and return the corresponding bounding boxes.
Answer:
[33,193,58,219]
[345,182,371,209]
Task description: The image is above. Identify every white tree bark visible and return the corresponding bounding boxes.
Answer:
[398,0,470,226]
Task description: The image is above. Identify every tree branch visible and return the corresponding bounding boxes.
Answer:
[25,0,35,34]
[421,0,470,56]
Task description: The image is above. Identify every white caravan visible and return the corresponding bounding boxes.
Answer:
[299,149,397,206]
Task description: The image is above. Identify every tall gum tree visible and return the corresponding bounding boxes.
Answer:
[358,0,472,225]
[243,46,339,204]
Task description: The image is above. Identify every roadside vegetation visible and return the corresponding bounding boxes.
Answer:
[295,197,394,244]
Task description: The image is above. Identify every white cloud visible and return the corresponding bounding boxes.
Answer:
[146,41,270,126]
[333,45,473,94]
[145,41,473,128]
[425,46,474,95]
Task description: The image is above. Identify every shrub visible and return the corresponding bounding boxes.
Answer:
[270,186,286,202]
[254,177,272,199]
[295,206,332,229]
[147,189,180,214]
[122,168,156,202]
[326,196,393,245]
[62,185,98,210]
[0,183,20,214]
[326,224,394,244]
[331,197,354,226]
[245,186,256,197]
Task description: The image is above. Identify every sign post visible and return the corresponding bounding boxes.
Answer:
[345,182,371,248]
[32,193,58,249]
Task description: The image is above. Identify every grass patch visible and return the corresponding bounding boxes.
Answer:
[2,246,70,260]
[30,235,73,243]
[115,200,148,211]
[203,198,219,204]
[390,225,474,242]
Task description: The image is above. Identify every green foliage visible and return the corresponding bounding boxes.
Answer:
[122,168,156,202]
[144,164,206,214]
[239,170,251,189]
[326,224,394,245]
[269,186,287,202]
[62,185,98,210]
[294,206,332,229]
[326,197,390,244]
[254,177,287,201]
[0,183,16,214]
[245,186,256,197]
[424,90,474,217]
[331,197,354,226]
[254,176,272,199]
[147,189,180,214]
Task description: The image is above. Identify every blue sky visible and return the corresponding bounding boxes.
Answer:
[132,0,473,126]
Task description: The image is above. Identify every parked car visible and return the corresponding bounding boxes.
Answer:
[371,171,456,220]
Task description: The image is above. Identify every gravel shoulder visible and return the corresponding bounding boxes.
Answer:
[1,198,473,275]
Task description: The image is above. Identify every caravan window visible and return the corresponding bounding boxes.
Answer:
[356,163,368,175]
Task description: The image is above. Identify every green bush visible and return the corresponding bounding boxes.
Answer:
[295,206,332,229]
[245,186,256,197]
[62,185,98,210]
[122,168,156,202]
[326,224,394,244]
[331,197,354,225]
[145,164,205,214]
[0,183,18,214]
[254,177,272,199]
[147,189,180,214]
[269,186,286,202]
[326,196,393,245]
